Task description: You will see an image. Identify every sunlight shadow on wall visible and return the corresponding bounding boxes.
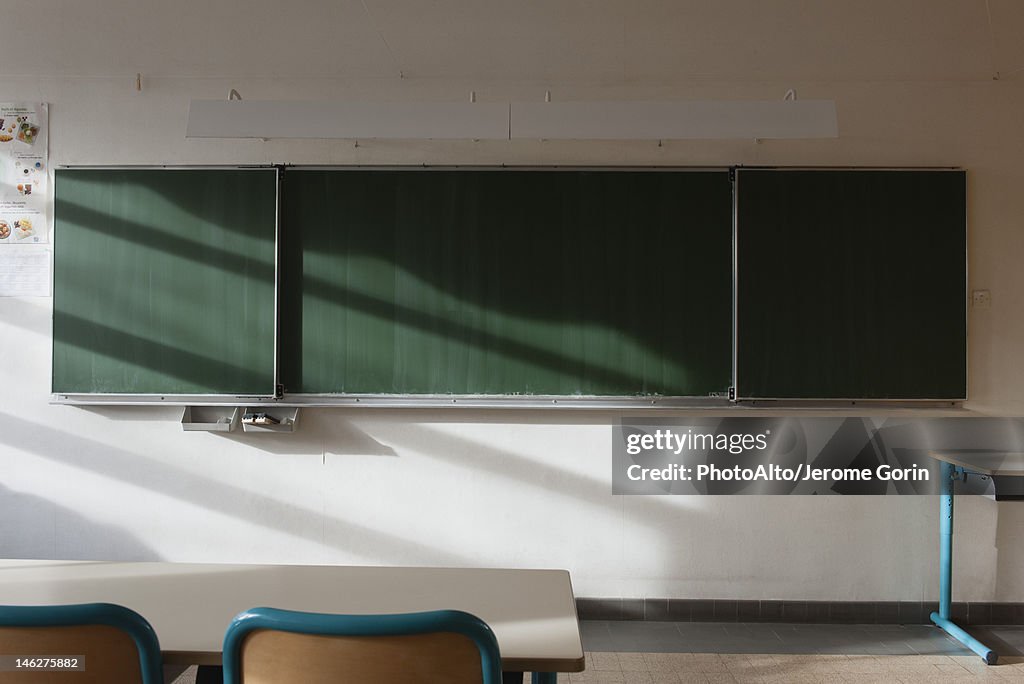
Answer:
[0,482,160,560]
[0,411,469,566]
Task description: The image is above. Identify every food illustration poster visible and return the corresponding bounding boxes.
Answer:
[0,103,48,244]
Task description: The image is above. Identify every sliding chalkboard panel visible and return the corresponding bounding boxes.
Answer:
[736,169,966,400]
[53,168,278,396]
[281,169,732,397]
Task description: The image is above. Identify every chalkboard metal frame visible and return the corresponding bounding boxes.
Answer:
[278,394,734,409]
[732,166,968,403]
[48,164,969,409]
[281,165,736,407]
[51,165,283,405]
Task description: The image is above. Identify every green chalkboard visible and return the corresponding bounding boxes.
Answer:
[280,169,733,396]
[52,168,278,396]
[735,169,967,400]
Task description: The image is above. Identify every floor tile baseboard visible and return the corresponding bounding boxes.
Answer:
[576,598,1024,625]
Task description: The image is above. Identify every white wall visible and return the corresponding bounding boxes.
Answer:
[2,1,1024,601]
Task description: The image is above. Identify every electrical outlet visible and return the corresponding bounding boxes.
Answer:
[972,290,991,310]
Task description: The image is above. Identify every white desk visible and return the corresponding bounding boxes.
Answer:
[928,451,1024,477]
[0,561,584,678]
[926,452,1024,665]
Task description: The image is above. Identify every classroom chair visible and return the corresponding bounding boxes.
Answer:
[221,607,502,684]
[0,602,163,683]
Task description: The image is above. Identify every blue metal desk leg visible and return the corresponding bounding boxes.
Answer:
[929,462,998,665]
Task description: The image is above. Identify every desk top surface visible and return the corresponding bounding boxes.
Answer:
[0,560,584,672]
[929,451,1024,476]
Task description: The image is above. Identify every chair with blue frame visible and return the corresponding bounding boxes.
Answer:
[222,607,502,684]
[0,602,163,684]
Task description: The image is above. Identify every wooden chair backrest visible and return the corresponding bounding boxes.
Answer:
[0,624,143,684]
[238,628,485,684]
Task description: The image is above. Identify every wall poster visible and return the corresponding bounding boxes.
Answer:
[0,103,48,244]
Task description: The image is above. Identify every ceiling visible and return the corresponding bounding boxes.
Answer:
[4,0,1024,83]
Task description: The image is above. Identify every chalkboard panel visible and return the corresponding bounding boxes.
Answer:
[52,168,278,396]
[54,166,963,404]
[735,169,966,400]
[280,169,733,397]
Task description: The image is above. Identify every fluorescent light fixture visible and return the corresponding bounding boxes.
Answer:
[511,100,838,140]
[186,99,838,141]
[186,100,510,140]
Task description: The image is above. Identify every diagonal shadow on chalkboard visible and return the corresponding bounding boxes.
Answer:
[56,198,699,394]
[278,169,733,396]
[54,200,276,281]
[57,194,690,364]
[56,169,737,395]
[53,311,265,393]
[294,278,663,393]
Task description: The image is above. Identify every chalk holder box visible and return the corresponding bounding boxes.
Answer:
[180,406,241,432]
[240,407,300,433]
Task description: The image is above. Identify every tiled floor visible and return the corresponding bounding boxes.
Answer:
[564,621,1024,683]
[562,652,1024,682]
[581,621,1024,656]
[164,622,1024,683]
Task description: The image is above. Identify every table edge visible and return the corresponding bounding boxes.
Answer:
[926,451,1024,476]
[163,651,587,673]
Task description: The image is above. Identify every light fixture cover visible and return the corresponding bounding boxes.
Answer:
[186,99,838,140]
[186,100,510,139]
[510,100,838,140]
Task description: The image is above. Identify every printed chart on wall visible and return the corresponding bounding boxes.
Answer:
[0,103,47,245]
